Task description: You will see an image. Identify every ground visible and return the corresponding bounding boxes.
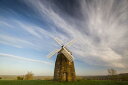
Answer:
[0,80,128,85]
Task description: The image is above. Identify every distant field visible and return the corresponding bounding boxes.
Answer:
[0,80,128,85]
[0,75,53,80]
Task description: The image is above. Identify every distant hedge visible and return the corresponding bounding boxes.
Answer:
[17,76,24,80]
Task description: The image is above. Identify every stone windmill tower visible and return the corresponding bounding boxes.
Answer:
[47,38,76,81]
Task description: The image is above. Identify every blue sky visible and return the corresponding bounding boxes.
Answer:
[0,0,128,76]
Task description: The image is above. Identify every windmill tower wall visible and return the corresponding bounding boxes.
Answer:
[54,53,76,81]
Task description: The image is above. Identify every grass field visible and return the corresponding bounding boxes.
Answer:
[0,80,128,85]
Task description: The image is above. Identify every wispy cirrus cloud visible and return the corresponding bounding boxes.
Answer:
[23,0,128,69]
[0,34,34,48]
[0,19,58,51]
[0,53,52,65]
[0,0,127,70]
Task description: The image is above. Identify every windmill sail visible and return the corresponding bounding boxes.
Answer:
[54,38,63,46]
[47,49,60,58]
[64,39,76,47]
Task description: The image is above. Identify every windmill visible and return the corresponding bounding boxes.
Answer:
[47,38,76,81]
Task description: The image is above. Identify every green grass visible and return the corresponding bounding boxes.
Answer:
[0,80,128,85]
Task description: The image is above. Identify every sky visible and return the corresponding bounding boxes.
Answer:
[0,0,128,76]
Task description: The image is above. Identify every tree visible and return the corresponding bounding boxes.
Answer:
[0,77,2,80]
[108,68,117,80]
[17,76,24,80]
[24,72,34,80]
[108,68,117,76]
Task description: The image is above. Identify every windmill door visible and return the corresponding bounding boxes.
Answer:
[63,72,67,81]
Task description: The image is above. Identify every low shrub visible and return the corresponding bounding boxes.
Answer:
[17,76,24,80]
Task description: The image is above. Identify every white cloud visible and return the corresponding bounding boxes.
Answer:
[0,53,52,65]
[0,34,34,48]
[24,0,128,69]
[0,21,14,28]
[0,19,58,50]
[16,21,42,39]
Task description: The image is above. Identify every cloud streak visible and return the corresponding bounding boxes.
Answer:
[0,34,34,48]
[24,0,128,68]
[0,19,58,51]
[0,53,52,65]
